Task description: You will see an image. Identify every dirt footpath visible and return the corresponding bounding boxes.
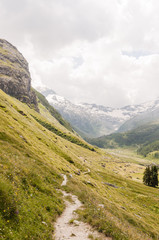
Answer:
[54,175,111,240]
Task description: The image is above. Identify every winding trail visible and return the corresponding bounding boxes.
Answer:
[54,175,111,240]
[61,174,67,186]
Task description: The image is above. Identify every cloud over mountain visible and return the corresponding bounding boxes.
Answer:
[1,0,159,107]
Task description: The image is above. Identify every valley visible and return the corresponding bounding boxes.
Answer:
[0,90,159,239]
[104,148,159,181]
[0,39,159,240]
[40,87,159,138]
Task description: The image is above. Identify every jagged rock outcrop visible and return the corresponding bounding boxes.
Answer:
[0,39,38,110]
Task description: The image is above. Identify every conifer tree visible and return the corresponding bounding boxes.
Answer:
[151,166,158,187]
[143,166,151,186]
[143,165,158,187]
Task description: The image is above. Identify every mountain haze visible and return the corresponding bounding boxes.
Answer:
[40,88,159,138]
[118,99,159,132]
[87,98,159,158]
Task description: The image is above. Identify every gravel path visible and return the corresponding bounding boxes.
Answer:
[54,175,111,240]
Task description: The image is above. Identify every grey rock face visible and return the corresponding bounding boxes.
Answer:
[0,39,38,110]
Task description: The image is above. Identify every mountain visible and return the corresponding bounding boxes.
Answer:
[0,39,38,110]
[0,90,159,239]
[118,99,159,132]
[40,88,159,138]
[34,89,73,132]
[88,120,159,158]
[0,39,74,132]
[84,97,159,158]
[0,40,159,239]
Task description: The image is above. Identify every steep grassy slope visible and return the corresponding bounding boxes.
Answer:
[0,90,159,240]
[34,89,73,132]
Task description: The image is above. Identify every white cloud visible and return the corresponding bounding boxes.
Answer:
[0,0,159,107]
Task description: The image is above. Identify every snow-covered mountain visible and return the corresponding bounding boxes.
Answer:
[39,88,159,138]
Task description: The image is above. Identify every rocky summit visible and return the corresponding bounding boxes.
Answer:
[0,39,38,110]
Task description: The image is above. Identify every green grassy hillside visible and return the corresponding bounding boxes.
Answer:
[34,89,73,132]
[88,121,159,157]
[0,90,159,240]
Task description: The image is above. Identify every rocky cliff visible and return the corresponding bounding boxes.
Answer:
[0,39,38,110]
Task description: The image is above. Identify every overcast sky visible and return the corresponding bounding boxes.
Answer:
[1,0,159,107]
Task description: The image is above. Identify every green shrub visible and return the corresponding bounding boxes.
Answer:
[32,116,95,151]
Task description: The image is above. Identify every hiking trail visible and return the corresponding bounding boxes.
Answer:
[54,175,111,240]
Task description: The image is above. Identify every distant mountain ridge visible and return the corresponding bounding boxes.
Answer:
[118,100,159,132]
[39,87,159,138]
[87,120,159,159]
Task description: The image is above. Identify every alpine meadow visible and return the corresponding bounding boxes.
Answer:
[0,38,159,240]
